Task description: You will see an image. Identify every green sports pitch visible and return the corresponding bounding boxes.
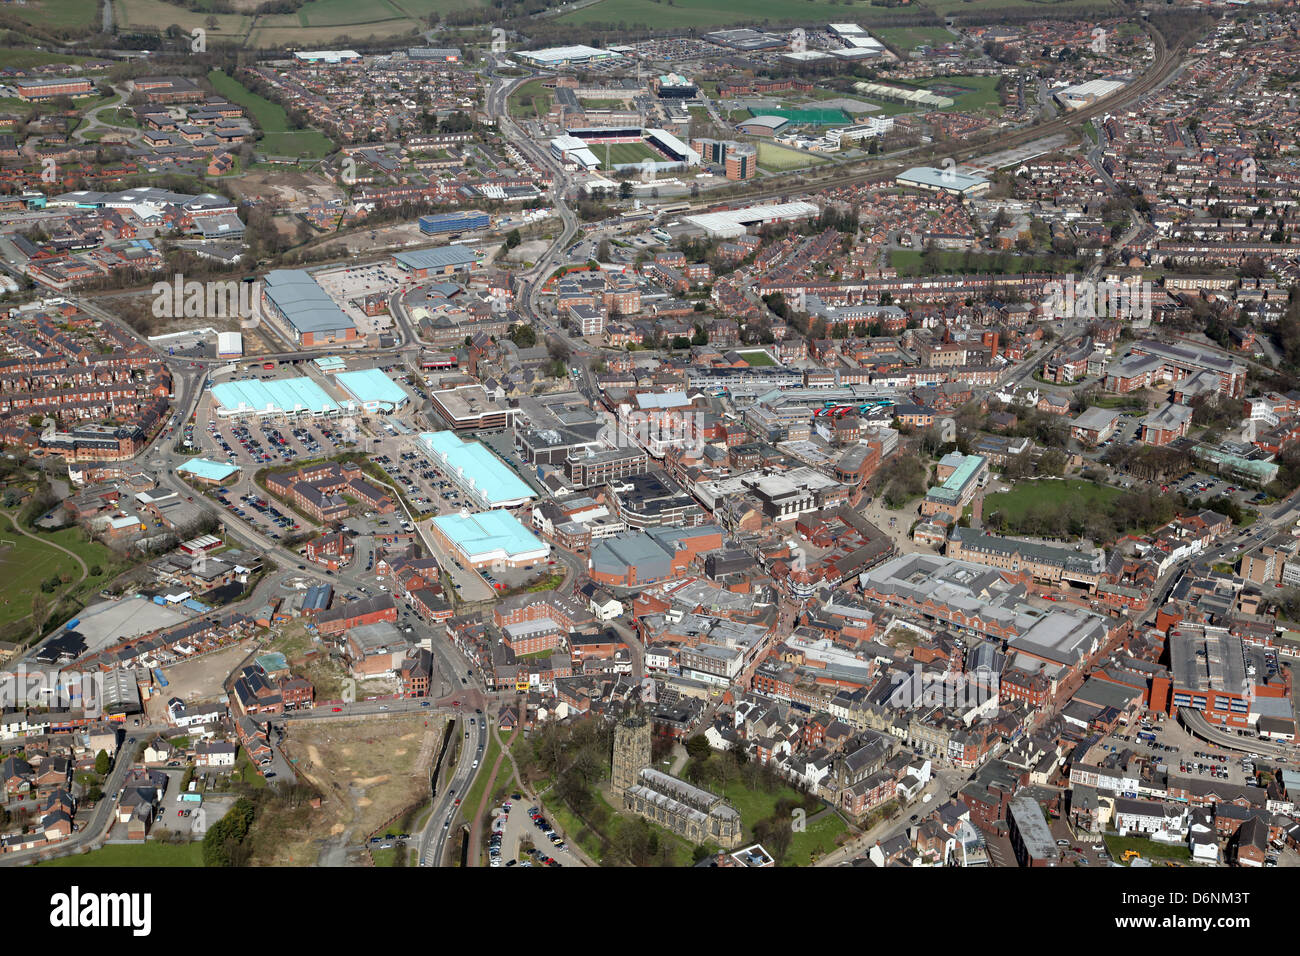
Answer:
[598,141,666,169]
[751,107,849,126]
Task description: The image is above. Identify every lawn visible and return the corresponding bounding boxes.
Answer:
[737,349,777,367]
[888,248,1084,276]
[207,69,334,159]
[0,529,80,629]
[461,731,501,825]
[787,810,848,866]
[983,479,1123,525]
[1102,833,1192,864]
[39,841,205,867]
[508,79,552,120]
[757,141,827,171]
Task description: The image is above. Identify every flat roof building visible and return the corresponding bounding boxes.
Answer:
[417,431,535,508]
[431,510,550,567]
[896,166,990,198]
[261,270,359,346]
[211,377,343,419]
[335,368,410,414]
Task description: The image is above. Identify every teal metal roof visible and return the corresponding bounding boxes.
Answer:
[418,431,535,507]
[336,368,409,410]
[176,458,241,481]
[432,510,546,560]
[211,376,341,416]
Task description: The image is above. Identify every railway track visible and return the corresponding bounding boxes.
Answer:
[674,15,1188,210]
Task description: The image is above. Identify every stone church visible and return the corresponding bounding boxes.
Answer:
[613,713,744,849]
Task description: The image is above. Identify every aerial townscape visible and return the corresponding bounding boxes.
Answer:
[0,0,1297,896]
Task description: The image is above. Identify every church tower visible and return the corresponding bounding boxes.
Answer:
[611,711,651,794]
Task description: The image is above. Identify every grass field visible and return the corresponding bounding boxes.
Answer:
[557,0,917,28]
[888,249,1083,276]
[918,74,1003,112]
[116,0,252,39]
[207,69,334,158]
[508,78,552,120]
[38,842,205,867]
[983,480,1123,525]
[0,48,95,69]
[600,141,663,169]
[737,349,777,367]
[874,25,955,51]
[0,531,81,629]
[4,0,100,32]
[719,778,847,866]
[757,141,827,171]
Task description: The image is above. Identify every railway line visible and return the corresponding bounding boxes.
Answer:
[669,15,1189,211]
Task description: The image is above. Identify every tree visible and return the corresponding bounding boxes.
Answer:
[94,750,110,775]
[684,735,711,761]
[504,229,522,250]
[508,323,536,348]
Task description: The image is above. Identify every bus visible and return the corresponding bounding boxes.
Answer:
[263,361,276,370]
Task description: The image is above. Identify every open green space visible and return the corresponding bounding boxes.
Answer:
[557,0,918,28]
[1102,833,1193,864]
[5,0,100,31]
[462,732,501,823]
[983,479,1123,526]
[508,78,552,120]
[206,69,333,159]
[116,0,252,39]
[0,531,81,629]
[737,349,777,367]
[38,841,205,867]
[874,25,955,51]
[888,248,1084,276]
[752,106,848,126]
[0,48,95,69]
[917,74,1003,112]
[757,141,827,171]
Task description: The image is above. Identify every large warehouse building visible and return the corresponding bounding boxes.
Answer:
[895,166,990,199]
[261,270,359,347]
[431,510,550,568]
[417,430,536,509]
[683,201,819,239]
[210,377,343,419]
[335,368,410,413]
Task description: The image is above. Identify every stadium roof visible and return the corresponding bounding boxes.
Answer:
[418,430,535,507]
[211,376,341,416]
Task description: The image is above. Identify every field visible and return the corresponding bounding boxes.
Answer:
[39,842,205,867]
[0,48,95,69]
[207,69,334,159]
[874,25,955,51]
[508,78,552,120]
[557,0,918,28]
[4,0,100,31]
[719,777,848,866]
[1102,833,1193,864]
[757,141,827,171]
[115,0,253,40]
[0,530,81,629]
[754,106,848,126]
[983,480,1123,525]
[918,74,1004,112]
[599,141,663,169]
[737,349,777,367]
